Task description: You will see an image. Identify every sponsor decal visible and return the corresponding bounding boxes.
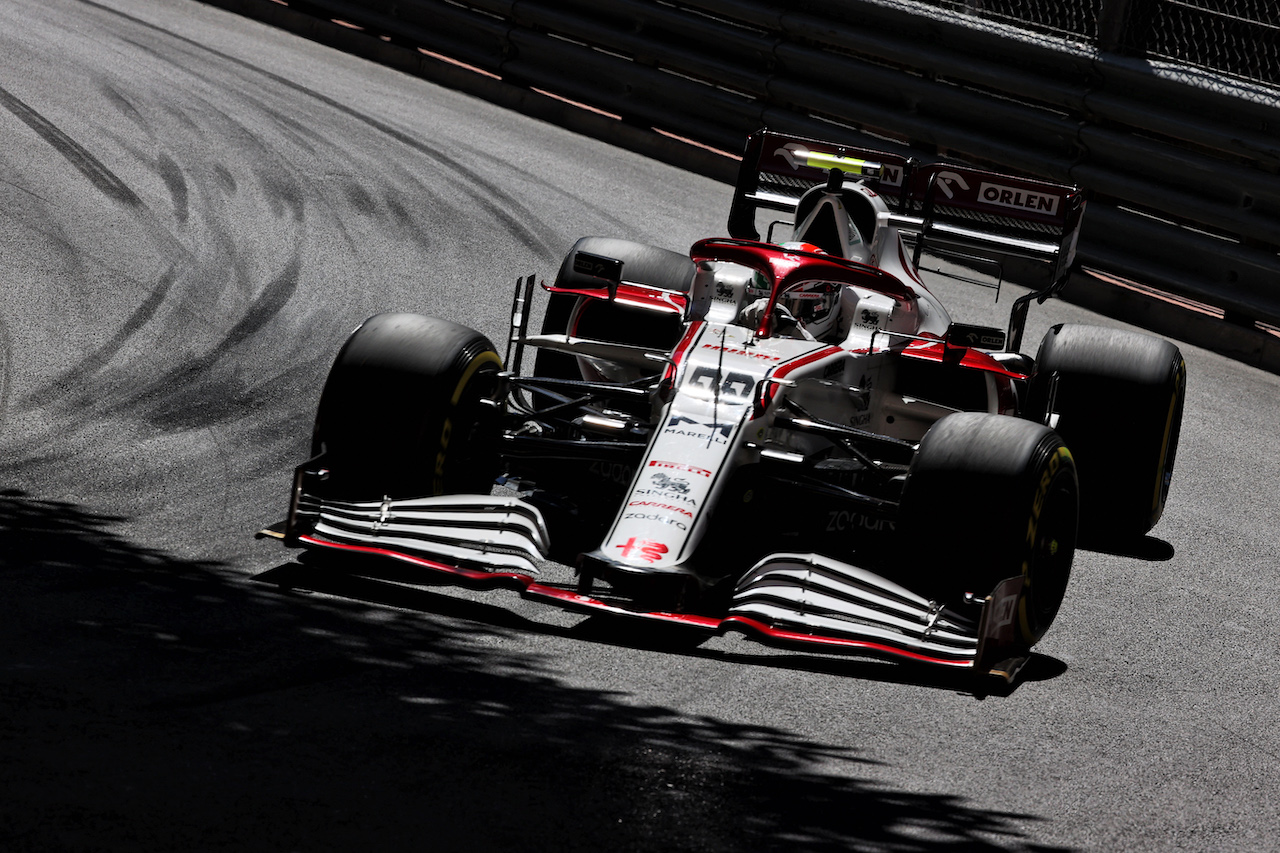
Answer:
[701,343,782,362]
[589,460,635,485]
[665,415,733,443]
[774,143,886,182]
[933,170,970,199]
[623,512,688,530]
[649,473,691,494]
[665,429,727,444]
[854,307,883,330]
[649,460,712,478]
[628,500,694,518]
[776,143,808,170]
[978,181,1060,216]
[572,252,623,281]
[826,510,895,533]
[783,290,828,301]
[955,329,1005,349]
[1026,446,1071,548]
[632,488,696,506]
[616,537,668,563]
[990,586,1018,632]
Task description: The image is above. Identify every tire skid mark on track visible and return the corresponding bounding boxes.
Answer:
[81,0,563,261]
[8,196,196,413]
[133,254,303,426]
[0,84,142,209]
[204,253,303,360]
[99,81,151,134]
[0,255,312,481]
[11,0,570,442]
[41,253,305,433]
[1,63,306,424]
[0,315,12,432]
[21,265,183,410]
[0,77,204,404]
[156,152,189,224]
[6,68,307,435]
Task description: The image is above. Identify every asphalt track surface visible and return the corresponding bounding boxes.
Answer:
[2,1,1279,850]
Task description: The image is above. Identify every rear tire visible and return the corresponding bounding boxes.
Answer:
[899,413,1078,645]
[312,313,502,499]
[1031,323,1185,543]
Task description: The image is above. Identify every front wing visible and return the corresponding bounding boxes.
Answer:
[266,493,1032,682]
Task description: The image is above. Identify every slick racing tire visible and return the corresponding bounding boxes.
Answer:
[535,237,695,379]
[899,412,1078,645]
[311,313,502,499]
[1031,323,1186,543]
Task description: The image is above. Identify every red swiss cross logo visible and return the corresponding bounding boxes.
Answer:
[616,538,668,563]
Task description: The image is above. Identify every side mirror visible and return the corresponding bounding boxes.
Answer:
[946,322,1006,351]
[570,251,623,300]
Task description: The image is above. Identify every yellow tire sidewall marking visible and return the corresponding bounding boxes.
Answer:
[434,350,502,494]
[1020,445,1074,643]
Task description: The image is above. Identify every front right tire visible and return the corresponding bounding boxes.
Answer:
[311,313,502,499]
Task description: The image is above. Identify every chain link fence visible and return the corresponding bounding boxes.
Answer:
[899,0,1279,87]
[1130,0,1279,86]
[897,0,1100,40]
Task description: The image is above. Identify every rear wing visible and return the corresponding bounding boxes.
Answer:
[728,129,1086,293]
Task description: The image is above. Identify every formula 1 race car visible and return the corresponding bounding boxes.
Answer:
[264,129,1185,682]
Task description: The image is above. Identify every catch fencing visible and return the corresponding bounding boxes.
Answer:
[910,0,1279,88]
[217,0,1280,331]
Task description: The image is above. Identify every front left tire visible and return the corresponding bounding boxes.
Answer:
[899,412,1079,645]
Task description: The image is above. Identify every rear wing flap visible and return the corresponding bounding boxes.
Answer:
[728,129,1086,290]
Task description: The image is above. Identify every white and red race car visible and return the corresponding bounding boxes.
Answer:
[265,130,1185,682]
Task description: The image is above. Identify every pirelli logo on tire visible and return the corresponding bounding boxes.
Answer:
[1026,446,1074,551]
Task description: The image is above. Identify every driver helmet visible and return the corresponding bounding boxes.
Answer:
[774,264,842,340]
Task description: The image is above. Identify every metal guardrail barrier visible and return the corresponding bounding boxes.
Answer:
[209,0,1280,334]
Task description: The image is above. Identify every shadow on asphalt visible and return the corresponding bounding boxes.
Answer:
[1081,534,1176,561]
[0,490,1070,852]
